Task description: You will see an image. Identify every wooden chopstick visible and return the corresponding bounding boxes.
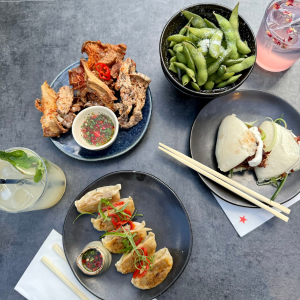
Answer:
[41,256,90,300]
[52,243,67,262]
[159,143,290,215]
[158,145,289,222]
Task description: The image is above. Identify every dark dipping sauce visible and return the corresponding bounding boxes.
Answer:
[81,113,115,146]
[82,249,103,272]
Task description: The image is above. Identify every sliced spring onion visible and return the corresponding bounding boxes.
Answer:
[245,120,257,127]
[260,128,266,140]
[229,169,233,178]
[271,174,288,201]
[256,175,282,186]
[270,177,279,187]
[274,118,287,128]
[73,212,96,224]
[264,121,277,152]
[265,117,274,122]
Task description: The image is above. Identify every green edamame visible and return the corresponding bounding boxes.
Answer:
[169,62,178,74]
[185,43,208,86]
[179,19,193,36]
[173,43,182,52]
[176,51,188,64]
[183,43,196,72]
[207,48,232,76]
[173,62,196,82]
[182,74,190,86]
[170,56,177,63]
[224,58,245,66]
[208,73,218,82]
[170,41,177,48]
[238,52,247,58]
[214,13,239,59]
[197,39,210,56]
[174,45,184,53]
[167,34,193,43]
[204,18,218,29]
[191,82,201,91]
[204,81,215,90]
[182,11,207,28]
[206,56,217,66]
[190,33,200,43]
[214,72,235,84]
[209,29,223,59]
[168,49,176,57]
[188,27,217,39]
[216,74,242,88]
[217,65,226,77]
[226,55,256,73]
[221,39,227,49]
[229,3,251,54]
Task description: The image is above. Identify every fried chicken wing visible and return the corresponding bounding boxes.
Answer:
[35,81,63,137]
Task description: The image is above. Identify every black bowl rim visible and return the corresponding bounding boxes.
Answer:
[159,3,257,97]
[62,170,193,300]
[189,89,300,208]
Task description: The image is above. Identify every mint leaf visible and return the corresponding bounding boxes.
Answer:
[34,160,45,183]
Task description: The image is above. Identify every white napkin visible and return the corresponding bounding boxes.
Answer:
[15,229,99,300]
[213,193,300,237]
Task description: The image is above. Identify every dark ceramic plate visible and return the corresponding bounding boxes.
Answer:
[159,3,256,99]
[50,62,152,161]
[190,90,300,208]
[63,171,192,300]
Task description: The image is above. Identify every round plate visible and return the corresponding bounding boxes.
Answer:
[190,90,300,208]
[50,62,152,161]
[63,171,192,300]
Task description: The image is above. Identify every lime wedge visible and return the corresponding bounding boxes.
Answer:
[15,165,36,176]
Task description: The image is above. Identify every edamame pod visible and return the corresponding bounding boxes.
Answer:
[207,48,232,76]
[182,11,207,28]
[207,73,218,82]
[176,51,188,64]
[179,19,192,35]
[170,56,177,63]
[204,81,215,90]
[173,62,196,82]
[216,74,242,88]
[217,65,226,77]
[229,3,251,54]
[188,27,217,39]
[190,33,200,43]
[197,39,210,56]
[214,13,239,59]
[169,62,178,74]
[185,43,208,86]
[182,74,190,86]
[191,82,201,91]
[183,43,196,72]
[209,29,223,58]
[168,49,176,57]
[170,41,177,47]
[214,72,235,84]
[174,45,184,53]
[167,34,193,42]
[224,58,245,66]
[226,55,256,73]
[204,18,218,29]
[173,43,183,52]
[206,56,217,66]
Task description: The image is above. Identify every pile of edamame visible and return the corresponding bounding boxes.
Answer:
[167,3,256,91]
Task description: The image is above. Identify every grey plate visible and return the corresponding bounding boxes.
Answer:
[50,62,152,161]
[63,171,192,300]
[190,90,300,208]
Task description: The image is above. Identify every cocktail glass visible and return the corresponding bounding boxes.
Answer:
[256,0,300,72]
[0,147,66,213]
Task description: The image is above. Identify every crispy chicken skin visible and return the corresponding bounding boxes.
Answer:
[56,86,74,116]
[35,81,63,137]
[81,40,127,70]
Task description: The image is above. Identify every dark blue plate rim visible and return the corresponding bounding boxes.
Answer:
[49,61,153,161]
[62,170,193,300]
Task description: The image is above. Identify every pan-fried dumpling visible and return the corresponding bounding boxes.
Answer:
[115,232,157,274]
[131,247,173,290]
[102,221,152,253]
[91,197,135,231]
[75,184,121,213]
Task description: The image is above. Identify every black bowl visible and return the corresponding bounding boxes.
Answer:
[159,3,257,100]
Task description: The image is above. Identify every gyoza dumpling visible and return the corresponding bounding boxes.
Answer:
[115,232,157,274]
[91,197,135,231]
[75,184,121,214]
[102,221,152,253]
[131,248,173,290]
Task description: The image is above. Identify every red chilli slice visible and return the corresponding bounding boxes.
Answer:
[286,0,294,6]
[273,3,280,9]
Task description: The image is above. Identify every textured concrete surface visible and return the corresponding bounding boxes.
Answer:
[1,0,300,299]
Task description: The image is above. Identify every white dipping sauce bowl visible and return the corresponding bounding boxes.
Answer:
[72,106,119,151]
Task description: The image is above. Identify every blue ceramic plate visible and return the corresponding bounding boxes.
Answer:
[50,62,152,161]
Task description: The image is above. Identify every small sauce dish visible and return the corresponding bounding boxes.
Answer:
[72,106,119,151]
[77,241,112,276]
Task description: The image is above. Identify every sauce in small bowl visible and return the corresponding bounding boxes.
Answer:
[72,106,119,151]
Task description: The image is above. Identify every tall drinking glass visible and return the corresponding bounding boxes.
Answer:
[0,148,66,213]
[256,0,300,71]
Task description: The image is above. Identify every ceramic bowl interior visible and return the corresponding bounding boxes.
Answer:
[159,3,257,99]
[72,106,119,151]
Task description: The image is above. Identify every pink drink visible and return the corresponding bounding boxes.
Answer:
[256,0,300,72]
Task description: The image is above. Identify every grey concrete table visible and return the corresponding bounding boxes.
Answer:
[1,0,300,299]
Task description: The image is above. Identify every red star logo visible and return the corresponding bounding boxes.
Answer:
[239,216,247,224]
